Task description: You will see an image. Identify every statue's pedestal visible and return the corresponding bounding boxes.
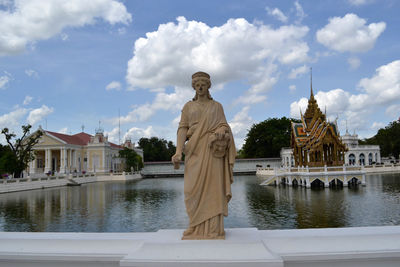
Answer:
[121,228,282,266]
[1,226,400,266]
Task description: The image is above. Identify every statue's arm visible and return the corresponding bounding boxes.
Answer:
[175,127,188,157]
[172,127,187,165]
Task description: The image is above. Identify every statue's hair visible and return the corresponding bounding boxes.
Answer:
[192,76,213,101]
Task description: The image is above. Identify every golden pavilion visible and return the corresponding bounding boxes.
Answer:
[291,86,347,167]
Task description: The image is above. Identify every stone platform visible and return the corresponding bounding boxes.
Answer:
[0,226,400,266]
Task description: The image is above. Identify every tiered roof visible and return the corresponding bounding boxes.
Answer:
[292,86,345,152]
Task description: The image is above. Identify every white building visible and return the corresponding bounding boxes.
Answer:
[341,130,381,165]
[280,130,381,167]
[280,147,295,168]
[27,126,143,176]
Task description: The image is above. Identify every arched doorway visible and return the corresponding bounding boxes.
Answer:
[311,178,324,188]
[349,154,355,165]
[368,153,373,165]
[359,153,365,165]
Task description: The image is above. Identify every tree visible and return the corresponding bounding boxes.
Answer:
[119,148,143,172]
[0,144,15,176]
[138,137,176,162]
[241,117,300,158]
[1,125,43,178]
[359,120,400,159]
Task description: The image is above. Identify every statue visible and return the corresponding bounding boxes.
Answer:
[172,72,236,240]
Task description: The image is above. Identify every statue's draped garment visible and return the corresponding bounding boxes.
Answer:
[179,100,236,238]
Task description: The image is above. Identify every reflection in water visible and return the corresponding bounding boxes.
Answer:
[0,173,399,232]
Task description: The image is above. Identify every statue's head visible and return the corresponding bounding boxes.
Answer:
[192,71,212,100]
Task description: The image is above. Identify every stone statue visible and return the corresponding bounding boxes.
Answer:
[172,72,236,240]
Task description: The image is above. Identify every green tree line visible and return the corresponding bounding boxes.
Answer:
[359,120,400,159]
[118,147,143,172]
[239,117,300,158]
[138,137,176,162]
[0,125,42,178]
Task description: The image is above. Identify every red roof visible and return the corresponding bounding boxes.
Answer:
[45,131,122,148]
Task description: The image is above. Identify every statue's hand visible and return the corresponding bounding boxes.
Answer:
[171,153,182,170]
[171,153,182,163]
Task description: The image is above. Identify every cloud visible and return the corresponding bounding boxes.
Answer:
[23,95,33,105]
[0,108,28,130]
[294,1,306,24]
[348,0,374,6]
[0,0,12,6]
[288,64,308,79]
[289,85,296,93]
[117,27,126,35]
[266,7,288,23]
[0,75,10,89]
[116,86,193,125]
[358,60,400,105]
[25,69,39,78]
[106,81,122,91]
[105,126,155,144]
[385,104,400,120]
[60,33,69,41]
[26,105,54,125]
[126,16,309,107]
[58,127,68,134]
[0,0,132,56]
[229,106,254,148]
[316,13,385,53]
[290,60,400,132]
[348,57,361,70]
[290,97,309,118]
[124,126,154,143]
[371,122,385,130]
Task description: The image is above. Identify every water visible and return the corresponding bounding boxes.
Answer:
[0,173,399,232]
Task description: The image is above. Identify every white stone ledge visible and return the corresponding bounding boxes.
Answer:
[0,174,141,194]
[0,226,399,266]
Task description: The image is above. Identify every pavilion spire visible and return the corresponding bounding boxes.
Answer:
[310,67,314,98]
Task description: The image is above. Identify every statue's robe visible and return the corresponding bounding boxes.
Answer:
[179,100,236,239]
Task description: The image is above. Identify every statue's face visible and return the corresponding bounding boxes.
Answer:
[193,78,209,97]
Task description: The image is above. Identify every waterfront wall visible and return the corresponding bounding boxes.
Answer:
[0,172,141,194]
[257,163,400,177]
[363,163,400,173]
[0,226,399,266]
[142,158,281,177]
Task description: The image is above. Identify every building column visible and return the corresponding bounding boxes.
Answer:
[102,149,106,173]
[30,151,37,174]
[59,148,64,173]
[305,177,311,188]
[60,148,67,173]
[44,149,52,173]
[324,177,329,188]
[68,149,72,173]
[86,151,89,172]
[72,150,77,172]
[343,175,348,187]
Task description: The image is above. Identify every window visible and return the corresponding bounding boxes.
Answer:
[359,153,365,165]
[349,154,355,165]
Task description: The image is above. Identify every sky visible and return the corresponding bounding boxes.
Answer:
[0,0,399,149]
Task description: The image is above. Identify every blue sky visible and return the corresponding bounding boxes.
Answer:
[0,0,399,148]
